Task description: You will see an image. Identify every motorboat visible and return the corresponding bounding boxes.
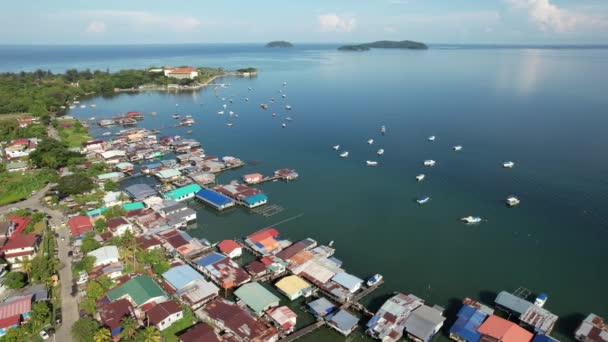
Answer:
[223,104,227,109]
[534,293,548,308]
[248,87,253,90]
[428,136,436,142]
[367,139,374,145]
[340,151,349,158]
[380,125,386,134]
[217,111,224,115]
[377,149,384,155]
[102,132,111,136]
[461,216,482,224]
[185,115,192,118]
[89,117,96,121]
[333,145,340,151]
[285,117,293,121]
[90,104,97,108]
[285,105,292,110]
[416,174,425,182]
[172,114,180,119]
[272,112,277,117]
[227,123,233,127]
[366,161,378,166]
[366,274,383,287]
[453,145,463,151]
[221,97,226,101]
[424,160,436,167]
[261,104,268,109]
[282,94,286,98]
[229,111,234,115]
[506,196,520,207]
[283,81,288,86]
[417,196,430,205]
[503,161,515,168]
[80,105,86,108]
[69,105,76,109]
[245,97,249,101]
[282,123,286,128]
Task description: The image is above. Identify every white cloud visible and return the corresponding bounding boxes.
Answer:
[85,20,106,34]
[390,0,410,4]
[506,0,608,32]
[318,13,356,33]
[84,10,202,33]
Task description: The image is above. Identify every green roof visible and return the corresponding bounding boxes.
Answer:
[163,184,201,200]
[234,282,280,314]
[106,275,166,306]
[122,202,145,211]
[87,207,108,217]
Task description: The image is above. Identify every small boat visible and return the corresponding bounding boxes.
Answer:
[534,293,548,308]
[90,104,97,108]
[102,132,111,136]
[283,82,288,86]
[453,145,463,151]
[229,111,234,115]
[227,123,233,127]
[285,117,293,121]
[185,115,192,118]
[89,117,96,121]
[223,104,227,109]
[80,105,86,108]
[503,161,515,168]
[340,151,349,158]
[278,90,282,93]
[261,104,268,109]
[151,112,157,116]
[248,87,253,90]
[416,174,425,182]
[428,136,436,142]
[221,97,226,101]
[172,114,180,119]
[217,111,224,115]
[285,105,292,110]
[366,274,383,287]
[282,123,286,128]
[377,149,384,155]
[506,196,520,207]
[73,101,80,104]
[245,98,249,101]
[417,196,430,205]
[380,125,386,135]
[366,161,378,166]
[187,130,193,134]
[282,94,286,98]
[461,216,482,224]
[272,112,277,117]
[270,98,275,103]
[424,160,436,167]
[333,145,340,150]
[69,105,76,109]
[229,99,233,103]
[329,240,334,247]
[367,139,374,145]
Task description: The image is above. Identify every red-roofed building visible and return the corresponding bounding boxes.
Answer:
[179,323,221,342]
[136,235,162,251]
[0,295,32,335]
[164,67,198,80]
[81,140,106,153]
[267,306,297,333]
[68,216,93,238]
[243,173,264,184]
[2,234,40,265]
[98,298,137,337]
[477,315,534,342]
[147,300,183,331]
[106,217,133,236]
[245,260,267,277]
[217,240,242,258]
[5,215,30,238]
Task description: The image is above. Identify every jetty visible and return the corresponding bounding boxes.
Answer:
[280,320,325,341]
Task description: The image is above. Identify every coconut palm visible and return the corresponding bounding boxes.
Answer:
[93,328,111,342]
[121,316,138,338]
[142,326,161,342]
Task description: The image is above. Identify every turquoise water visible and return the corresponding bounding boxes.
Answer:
[16,45,608,341]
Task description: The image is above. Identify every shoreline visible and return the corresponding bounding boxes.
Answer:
[113,72,256,93]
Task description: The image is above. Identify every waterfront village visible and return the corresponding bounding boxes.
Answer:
[0,87,607,341]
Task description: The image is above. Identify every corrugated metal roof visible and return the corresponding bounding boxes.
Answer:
[196,189,234,206]
[123,202,145,211]
[234,282,280,314]
[162,265,204,291]
[308,297,335,316]
[332,272,363,291]
[328,309,359,332]
[106,275,167,307]
[156,169,181,179]
[495,291,533,315]
[404,305,446,341]
[196,252,226,267]
[449,304,487,342]
[275,275,311,298]
[164,184,201,199]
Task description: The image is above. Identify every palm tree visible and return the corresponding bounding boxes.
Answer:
[121,316,137,339]
[20,258,32,280]
[93,328,111,342]
[142,326,161,342]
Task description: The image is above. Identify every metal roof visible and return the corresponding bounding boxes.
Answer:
[125,184,157,200]
[156,169,181,179]
[196,189,234,206]
[405,305,446,342]
[449,304,488,342]
[495,291,533,315]
[195,252,226,267]
[88,246,120,266]
[164,184,201,200]
[243,193,268,205]
[308,297,335,316]
[106,275,167,307]
[162,265,204,291]
[328,309,359,332]
[332,272,363,291]
[234,282,280,314]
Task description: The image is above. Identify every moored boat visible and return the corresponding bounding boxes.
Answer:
[428,136,436,141]
[503,161,515,168]
[424,160,436,167]
[380,125,386,135]
[366,274,383,287]
[506,196,520,207]
[340,151,349,158]
[416,174,425,182]
[417,196,430,205]
[461,216,482,224]
[453,145,463,151]
[367,139,374,145]
[377,149,384,155]
[534,293,548,307]
[366,161,378,166]
[333,145,340,151]
[172,114,180,119]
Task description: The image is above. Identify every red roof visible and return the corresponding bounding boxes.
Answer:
[477,315,534,342]
[245,260,267,276]
[217,240,241,254]
[147,300,182,326]
[260,257,273,266]
[136,235,162,250]
[4,250,35,258]
[98,298,135,330]
[2,234,38,252]
[168,67,195,74]
[6,215,30,237]
[0,295,32,320]
[179,323,221,342]
[106,217,130,230]
[68,216,93,237]
[247,228,279,243]
[0,315,20,330]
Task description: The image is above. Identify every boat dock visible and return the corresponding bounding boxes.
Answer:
[280,320,325,342]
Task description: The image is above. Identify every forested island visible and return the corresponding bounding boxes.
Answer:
[265,41,293,48]
[338,40,428,51]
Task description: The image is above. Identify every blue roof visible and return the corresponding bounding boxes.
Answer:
[145,162,162,169]
[532,335,558,342]
[162,265,204,291]
[243,193,268,205]
[449,305,488,342]
[196,189,234,206]
[195,252,226,267]
[308,297,335,316]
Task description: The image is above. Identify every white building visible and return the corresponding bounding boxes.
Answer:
[163,67,199,80]
[147,300,183,331]
[88,246,120,267]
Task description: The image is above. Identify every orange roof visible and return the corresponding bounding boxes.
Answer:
[248,228,279,243]
[477,315,533,342]
[169,67,195,74]
[218,240,241,254]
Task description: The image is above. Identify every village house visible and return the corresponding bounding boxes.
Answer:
[88,245,120,267]
[163,67,199,80]
[217,240,242,258]
[97,298,138,338]
[68,216,93,239]
[106,275,168,309]
[0,295,33,336]
[16,116,34,128]
[146,300,183,331]
[178,323,222,342]
[81,140,106,153]
[4,138,37,160]
[105,217,133,236]
[1,234,40,266]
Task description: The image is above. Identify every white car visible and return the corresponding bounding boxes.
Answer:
[76,276,88,285]
[39,330,49,340]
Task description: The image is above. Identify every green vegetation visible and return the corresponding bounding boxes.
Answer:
[103,179,118,191]
[136,248,170,275]
[338,40,428,51]
[93,328,111,342]
[0,168,57,205]
[94,218,106,233]
[72,255,96,276]
[3,271,26,289]
[103,205,126,220]
[29,138,84,169]
[161,308,195,342]
[138,326,161,342]
[23,212,46,234]
[265,41,293,48]
[0,120,47,141]
[57,119,91,147]
[30,229,57,283]
[236,67,257,74]
[71,317,100,342]
[57,173,94,195]
[81,232,101,253]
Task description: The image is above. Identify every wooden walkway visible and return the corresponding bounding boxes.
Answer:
[251,204,284,217]
[280,320,325,342]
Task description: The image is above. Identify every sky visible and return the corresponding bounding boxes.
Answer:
[2,0,608,44]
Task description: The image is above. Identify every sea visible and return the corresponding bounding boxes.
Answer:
[2,44,607,341]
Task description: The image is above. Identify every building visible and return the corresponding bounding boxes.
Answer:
[267,306,297,333]
[1,234,40,265]
[215,182,268,208]
[106,275,168,308]
[82,140,106,153]
[165,208,197,228]
[123,202,145,211]
[275,169,299,180]
[98,298,137,338]
[16,116,33,128]
[519,305,558,335]
[0,219,17,245]
[97,172,125,183]
[164,67,199,79]
[179,323,221,342]
[147,300,183,331]
[404,305,446,342]
[449,299,494,342]
[163,184,201,202]
[308,297,336,318]
[243,173,264,184]
[68,216,93,238]
[125,184,157,200]
[100,150,127,164]
[199,298,279,342]
[494,291,533,317]
[189,171,215,186]
[217,240,242,258]
[105,217,133,236]
[162,265,204,293]
[195,189,235,211]
[0,295,32,336]
[194,252,251,289]
[275,275,313,300]
[115,162,134,173]
[136,235,162,251]
[244,228,287,256]
[367,293,425,342]
[477,315,534,342]
[327,309,359,336]
[234,282,280,315]
[156,169,182,182]
[88,246,120,267]
[180,279,220,309]
[332,272,363,294]
[575,313,608,342]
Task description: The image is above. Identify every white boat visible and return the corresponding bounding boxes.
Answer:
[283,82,288,86]
[248,87,253,90]
[272,112,277,117]
[461,216,482,224]
[73,101,80,104]
[534,293,548,308]
[285,105,292,110]
[69,106,76,109]
[503,161,515,168]
[329,240,334,247]
[282,123,286,128]
[417,196,430,205]
[89,117,96,121]
[223,104,227,109]
[424,160,436,167]
[245,98,249,101]
[453,145,463,151]
[506,196,520,207]
[229,111,234,115]
[172,114,180,119]
[377,149,384,155]
[185,115,192,118]
[416,174,425,182]
[366,161,378,166]
[80,105,86,108]
[340,151,349,158]
[366,274,383,287]
[222,97,226,101]
[217,111,224,115]
[428,136,436,142]
[227,123,233,127]
[285,117,293,121]
[90,104,97,108]
[102,132,111,136]
[333,145,340,151]
[367,139,374,145]
[282,94,286,98]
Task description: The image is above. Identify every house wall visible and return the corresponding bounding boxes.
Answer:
[156,311,183,331]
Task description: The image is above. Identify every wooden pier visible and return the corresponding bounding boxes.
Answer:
[280,320,325,342]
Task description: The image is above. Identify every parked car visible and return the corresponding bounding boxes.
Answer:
[39,330,49,340]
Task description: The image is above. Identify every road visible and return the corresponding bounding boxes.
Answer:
[0,186,77,342]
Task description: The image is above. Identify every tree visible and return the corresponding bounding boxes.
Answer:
[71,317,100,342]
[80,297,97,316]
[96,275,114,290]
[137,249,170,275]
[57,173,94,195]
[29,138,83,169]
[73,255,96,275]
[20,257,33,280]
[103,179,118,191]
[121,316,138,339]
[94,219,106,234]
[81,232,100,253]
[30,302,51,330]
[104,205,126,220]
[119,230,140,268]
[93,328,111,342]
[4,272,26,289]
[3,326,29,341]
[141,326,161,342]
[86,280,104,299]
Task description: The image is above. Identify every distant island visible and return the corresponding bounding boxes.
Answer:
[338,40,428,51]
[265,41,293,48]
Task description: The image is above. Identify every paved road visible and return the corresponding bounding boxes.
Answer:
[0,186,77,342]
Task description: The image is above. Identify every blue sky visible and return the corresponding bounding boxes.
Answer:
[2,0,607,44]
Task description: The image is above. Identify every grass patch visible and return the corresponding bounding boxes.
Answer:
[57,119,91,148]
[160,310,195,342]
[0,168,57,205]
